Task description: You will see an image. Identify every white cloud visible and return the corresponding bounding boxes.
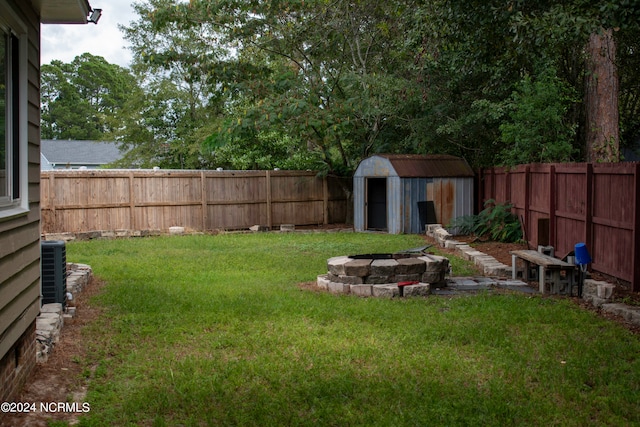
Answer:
[41,0,136,68]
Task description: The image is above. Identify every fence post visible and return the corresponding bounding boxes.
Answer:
[505,167,510,203]
[50,172,56,232]
[266,170,272,229]
[585,163,594,252]
[524,165,531,246]
[633,163,640,292]
[128,171,135,231]
[323,175,329,225]
[201,171,207,232]
[549,164,556,248]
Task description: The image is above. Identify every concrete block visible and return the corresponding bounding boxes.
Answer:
[395,274,422,282]
[40,303,63,315]
[403,283,431,296]
[334,275,364,285]
[350,284,373,297]
[583,279,608,298]
[473,255,495,266]
[597,283,615,299]
[365,275,394,284]
[419,255,448,272]
[370,259,399,276]
[317,274,330,290]
[396,258,426,275]
[601,303,629,319]
[422,271,446,284]
[444,240,463,249]
[169,226,185,235]
[328,281,351,294]
[483,263,511,277]
[327,256,350,276]
[372,285,399,297]
[344,259,372,277]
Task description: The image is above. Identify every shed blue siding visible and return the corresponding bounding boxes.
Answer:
[354,155,474,234]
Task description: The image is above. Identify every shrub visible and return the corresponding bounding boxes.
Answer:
[449,199,523,243]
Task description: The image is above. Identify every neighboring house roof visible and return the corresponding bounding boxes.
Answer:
[41,139,124,169]
[366,154,475,178]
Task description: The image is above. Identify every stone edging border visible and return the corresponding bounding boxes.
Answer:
[425,223,640,326]
[36,263,93,363]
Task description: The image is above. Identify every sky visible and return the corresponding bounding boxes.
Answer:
[40,0,137,68]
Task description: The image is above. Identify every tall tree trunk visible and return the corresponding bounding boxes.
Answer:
[584,28,620,163]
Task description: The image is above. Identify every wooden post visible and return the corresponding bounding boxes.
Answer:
[200,171,207,231]
[50,172,56,233]
[549,164,556,248]
[128,171,136,231]
[323,176,329,225]
[524,165,531,247]
[265,170,272,229]
[632,163,640,291]
[505,167,511,203]
[585,163,594,251]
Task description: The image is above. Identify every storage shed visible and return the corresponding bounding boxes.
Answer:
[353,154,475,234]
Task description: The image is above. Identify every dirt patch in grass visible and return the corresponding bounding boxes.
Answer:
[0,279,105,427]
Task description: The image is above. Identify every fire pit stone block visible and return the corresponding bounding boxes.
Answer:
[395,274,422,282]
[372,285,399,298]
[344,259,372,277]
[420,255,449,271]
[370,259,399,276]
[404,283,431,296]
[327,256,351,275]
[396,258,427,275]
[350,284,373,297]
[328,281,351,294]
[328,274,364,284]
[365,275,394,284]
[317,274,330,290]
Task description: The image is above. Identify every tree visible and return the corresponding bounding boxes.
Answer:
[41,53,139,140]
[135,0,422,175]
[585,28,619,162]
[117,0,229,168]
[413,0,640,165]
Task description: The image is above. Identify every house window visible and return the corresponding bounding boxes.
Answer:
[0,5,27,218]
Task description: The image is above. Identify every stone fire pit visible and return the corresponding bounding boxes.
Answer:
[317,253,450,297]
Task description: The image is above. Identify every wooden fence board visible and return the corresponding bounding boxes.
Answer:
[41,169,348,235]
[479,162,640,291]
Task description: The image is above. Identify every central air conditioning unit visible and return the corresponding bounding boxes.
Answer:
[41,240,67,309]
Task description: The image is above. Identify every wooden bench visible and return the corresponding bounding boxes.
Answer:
[510,250,577,294]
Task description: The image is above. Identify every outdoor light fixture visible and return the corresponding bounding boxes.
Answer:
[88,8,102,24]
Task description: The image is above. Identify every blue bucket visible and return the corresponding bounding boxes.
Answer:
[574,243,592,265]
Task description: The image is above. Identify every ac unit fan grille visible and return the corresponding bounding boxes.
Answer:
[41,240,67,308]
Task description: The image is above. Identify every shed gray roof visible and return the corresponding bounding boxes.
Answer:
[371,154,474,178]
[41,139,124,167]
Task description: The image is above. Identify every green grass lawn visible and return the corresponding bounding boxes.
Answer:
[67,232,640,426]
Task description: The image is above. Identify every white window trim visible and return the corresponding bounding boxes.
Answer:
[0,1,29,220]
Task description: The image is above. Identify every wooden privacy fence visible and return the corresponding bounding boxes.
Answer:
[479,162,640,291]
[41,170,348,234]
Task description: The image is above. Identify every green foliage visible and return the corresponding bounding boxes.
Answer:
[41,54,140,141]
[499,69,578,166]
[40,0,640,170]
[449,199,523,243]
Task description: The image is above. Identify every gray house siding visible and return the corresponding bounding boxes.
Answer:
[0,0,42,401]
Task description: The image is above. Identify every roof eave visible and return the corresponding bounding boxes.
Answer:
[35,0,92,24]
